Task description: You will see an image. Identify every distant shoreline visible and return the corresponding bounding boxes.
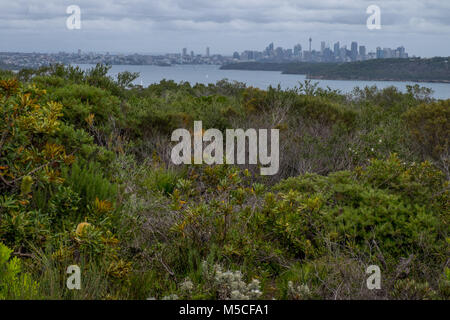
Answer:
[306,75,450,84]
[221,58,450,84]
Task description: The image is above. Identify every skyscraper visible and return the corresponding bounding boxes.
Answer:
[333,42,340,56]
[293,44,302,56]
[376,47,383,59]
[265,42,275,57]
[206,47,210,57]
[321,41,326,53]
[359,46,366,59]
[182,48,187,56]
[397,46,406,58]
[351,41,358,61]
[309,37,312,52]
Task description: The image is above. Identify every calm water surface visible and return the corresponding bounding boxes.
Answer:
[76,64,450,99]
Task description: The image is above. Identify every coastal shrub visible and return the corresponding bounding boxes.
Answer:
[50,84,122,129]
[0,80,72,196]
[292,95,357,128]
[0,203,51,250]
[0,242,39,299]
[61,161,118,209]
[1,66,448,300]
[0,69,15,80]
[144,167,182,195]
[270,156,448,261]
[403,99,450,159]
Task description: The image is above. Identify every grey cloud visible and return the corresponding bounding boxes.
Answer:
[0,0,448,56]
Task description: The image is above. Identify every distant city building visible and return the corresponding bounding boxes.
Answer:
[351,42,358,61]
[275,47,283,57]
[396,46,407,58]
[206,47,210,57]
[359,46,366,60]
[383,48,392,59]
[182,48,187,57]
[265,42,274,57]
[333,42,340,56]
[376,47,383,59]
[293,44,302,57]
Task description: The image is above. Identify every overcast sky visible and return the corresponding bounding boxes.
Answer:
[0,0,449,57]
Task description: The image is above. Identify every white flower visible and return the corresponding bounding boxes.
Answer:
[179,278,194,292]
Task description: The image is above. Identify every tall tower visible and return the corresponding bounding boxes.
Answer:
[206,47,210,57]
[351,41,358,61]
[309,37,312,52]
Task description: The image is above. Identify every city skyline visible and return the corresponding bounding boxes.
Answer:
[230,39,409,63]
[0,1,449,57]
[0,38,415,70]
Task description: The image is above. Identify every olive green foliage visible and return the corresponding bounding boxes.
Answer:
[403,99,449,159]
[0,64,448,300]
[222,57,450,82]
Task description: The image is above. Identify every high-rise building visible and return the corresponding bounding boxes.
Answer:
[359,45,366,58]
[351,41,358,61]
[182,48,187,56]
[376,47,383,59]
[265,43,274,56]
[340,46,348,61]
[383,48,392,58]
[206,47,210,57]
[275,47,284,57]
[309,37,312,52]
[333,42,340,56]
[321,41,326,53]
[322,47,333,61]
[397,46,406,58]
[293,44,302,56]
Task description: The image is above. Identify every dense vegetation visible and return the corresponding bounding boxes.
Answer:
[221,57,450,82]
[0,64,448,300]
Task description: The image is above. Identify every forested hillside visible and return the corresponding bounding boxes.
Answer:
[0,65,448,300]
[221,58,450,82]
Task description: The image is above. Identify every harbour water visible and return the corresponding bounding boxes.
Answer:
[76,64,450,99]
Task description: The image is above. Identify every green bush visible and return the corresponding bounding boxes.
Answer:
[293,95,357,128]
[61,161,118,209]
[0,242,39,299]
[1,66,448,300]
[403,99,450,159]
[270,155,448,261]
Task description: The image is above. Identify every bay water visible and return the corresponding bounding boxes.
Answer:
[76,64,450,99]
